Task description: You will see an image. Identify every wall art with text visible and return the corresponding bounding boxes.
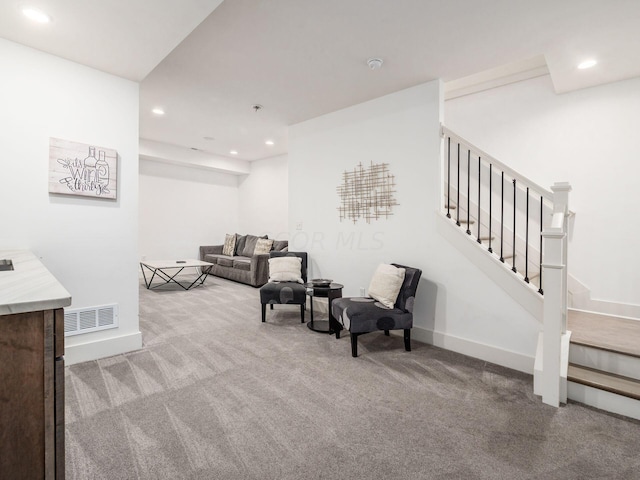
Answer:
[48,138,117,199]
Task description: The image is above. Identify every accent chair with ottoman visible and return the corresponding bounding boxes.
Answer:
[331,263,422,357]
[260,252,308,323]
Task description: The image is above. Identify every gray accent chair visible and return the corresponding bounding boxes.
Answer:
[260,252,308,323]
[331,264,422,357]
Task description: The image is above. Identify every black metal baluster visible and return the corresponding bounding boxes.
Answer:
[539,196,544,295]
[488,164,493,253]
[512,179,517,273]
[446,137,451,218]
[466,150,471,235]
[477,156,482,243]
[456,143,461,226]
[500,171,504,263]
[524,187,530,283]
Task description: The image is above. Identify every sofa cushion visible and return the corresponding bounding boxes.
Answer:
[254,238,274,255]
[217,257,234,268]
[368,264,406,309]
[233,257,251,271]
[222,233,237,256]
[272,239,288,252]
[204,254,227,265]
[241,234,267,257]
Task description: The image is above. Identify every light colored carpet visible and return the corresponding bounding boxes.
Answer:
[65,276,640,479]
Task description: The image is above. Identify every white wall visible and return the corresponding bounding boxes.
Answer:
[237,154,289,239]
[289,81,539,373]
[446,75,640,309]
[0,39,141,364]
[139,160,239,259]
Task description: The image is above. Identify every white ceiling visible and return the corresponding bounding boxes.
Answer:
[2,0,640,163]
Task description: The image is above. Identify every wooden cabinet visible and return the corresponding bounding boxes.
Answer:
[0,308,65,479]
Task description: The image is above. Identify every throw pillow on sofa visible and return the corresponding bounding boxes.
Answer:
[254,238,274,255]
[272,239,288,252]
[222,234,237,256]
[268,256,303,283]
[241,234,267,257]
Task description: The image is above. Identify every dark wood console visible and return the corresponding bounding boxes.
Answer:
[0,250,71,479]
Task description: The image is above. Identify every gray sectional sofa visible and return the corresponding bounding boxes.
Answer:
[199,234,288,287]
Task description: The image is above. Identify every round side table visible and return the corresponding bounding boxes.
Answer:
[304,282,343,333]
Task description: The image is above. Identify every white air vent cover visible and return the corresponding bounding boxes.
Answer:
[64,304,118,336]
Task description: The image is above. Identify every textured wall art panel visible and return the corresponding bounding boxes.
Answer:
[337,162,398,224]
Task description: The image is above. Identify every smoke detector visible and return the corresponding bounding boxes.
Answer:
[367,58,383,70]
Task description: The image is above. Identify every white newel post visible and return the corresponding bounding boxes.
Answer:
[541,182,571,407]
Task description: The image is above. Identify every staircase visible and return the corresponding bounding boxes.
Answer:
[440,125,640,419]
[567,309,640,420]
[444,188,542,292]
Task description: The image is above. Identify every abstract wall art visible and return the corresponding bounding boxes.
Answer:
[337,161,398,224]
[48,138,117,199]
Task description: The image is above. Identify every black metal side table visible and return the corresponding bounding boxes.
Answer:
[304,282,343,334]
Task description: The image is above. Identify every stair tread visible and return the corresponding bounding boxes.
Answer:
[568,364,640,401]
[568,309,640,359]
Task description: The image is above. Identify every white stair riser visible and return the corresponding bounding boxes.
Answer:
[570,344,640,381]
[568,382,640,421]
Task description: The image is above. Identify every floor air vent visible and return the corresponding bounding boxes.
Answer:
[64,304,118,336]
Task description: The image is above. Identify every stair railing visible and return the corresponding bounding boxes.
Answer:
[440,125,571,408]
[441,125,552,293]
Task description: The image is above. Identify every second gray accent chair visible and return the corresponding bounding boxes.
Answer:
[331,263,422,357]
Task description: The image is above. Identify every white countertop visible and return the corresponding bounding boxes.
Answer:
[0,249,72,316]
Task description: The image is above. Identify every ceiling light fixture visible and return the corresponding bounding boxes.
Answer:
[230,150,238,155]
[265,140,274,146]
[152,108,165,115]
[203,136,215,141]
[578,59,597,69]
[367,58,383,70]
[22,6,51,23]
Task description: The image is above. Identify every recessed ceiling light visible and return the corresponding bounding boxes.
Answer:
[578,59,597,69]
[152,108,165,115]
[203,136,215,141]
[22,6,51,23]
[230,150,238,155]
[265,140,274,146]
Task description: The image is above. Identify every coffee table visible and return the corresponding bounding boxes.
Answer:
[140,259,214,290]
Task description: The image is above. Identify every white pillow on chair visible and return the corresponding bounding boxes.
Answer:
[368,264,406,308]
[268,256,303,283]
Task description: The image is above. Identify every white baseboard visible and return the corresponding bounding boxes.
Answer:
[411,326,535,375]
[64,331,142,366]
